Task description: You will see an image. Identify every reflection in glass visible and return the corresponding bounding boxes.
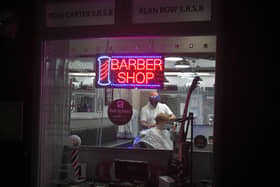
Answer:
[68,56,215,151]
[41,38,216,150]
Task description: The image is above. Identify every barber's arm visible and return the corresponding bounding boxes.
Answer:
[140,120,155,128]
[168,113,176,121]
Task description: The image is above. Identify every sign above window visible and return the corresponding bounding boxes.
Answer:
[132,0,211,23]
[46,0,115,27]
[95,55,164,89]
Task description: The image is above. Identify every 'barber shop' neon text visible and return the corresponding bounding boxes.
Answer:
[96,55,164,89]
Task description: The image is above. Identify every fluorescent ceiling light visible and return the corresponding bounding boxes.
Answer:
[196,72,212,76]
[69,72,96,76]
[175,60,191,68]
[175,64,190,68]
[179,72,196,78]
[165,57,183,61]
[164,72,183,76]
[165,72,193,76]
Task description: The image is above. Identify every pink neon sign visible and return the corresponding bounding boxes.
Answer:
[96,55,164,89]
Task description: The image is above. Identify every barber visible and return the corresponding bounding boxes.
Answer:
[140,91,176,130]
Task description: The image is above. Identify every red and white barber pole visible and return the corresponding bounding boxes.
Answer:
[69,135,82,180]
[71,148,80,179]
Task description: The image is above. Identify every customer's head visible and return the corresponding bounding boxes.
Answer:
[149,91,160,107]
[155,113,169,129]
[69,134,81,147]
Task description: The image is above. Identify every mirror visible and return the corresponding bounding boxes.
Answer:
[42,36,216,150]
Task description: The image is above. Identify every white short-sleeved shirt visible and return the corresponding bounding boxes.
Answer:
[140,102,173,125]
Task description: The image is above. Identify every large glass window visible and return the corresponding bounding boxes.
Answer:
[40,36,216,150]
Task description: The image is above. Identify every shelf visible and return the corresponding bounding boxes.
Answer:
[72,89,95,95]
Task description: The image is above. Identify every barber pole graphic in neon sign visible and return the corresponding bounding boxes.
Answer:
[96,55,164,89]
[97,56,111,85]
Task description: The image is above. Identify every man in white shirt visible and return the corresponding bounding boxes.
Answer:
[140,91,176,130]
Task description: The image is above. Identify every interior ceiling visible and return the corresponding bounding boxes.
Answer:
[68,55,215,88]
[68,36,216,55]
[164,56,215,70]
[69,55,215,71]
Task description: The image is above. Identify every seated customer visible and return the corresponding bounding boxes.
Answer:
[133,113,173,150]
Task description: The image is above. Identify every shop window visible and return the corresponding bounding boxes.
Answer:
[40,36,216,150]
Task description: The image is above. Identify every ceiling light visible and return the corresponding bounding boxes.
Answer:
[69,72,96,76]
[175,60,191,68]
[164,72,195,76]
[196,72,212,76]
[165,57,183,61]
[179,72,196,78]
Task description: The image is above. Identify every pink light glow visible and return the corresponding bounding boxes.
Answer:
[110,58,163,71]
[96,55,164,89]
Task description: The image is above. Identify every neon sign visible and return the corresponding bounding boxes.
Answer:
[96,55,164,89]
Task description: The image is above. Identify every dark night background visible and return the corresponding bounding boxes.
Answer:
[0,0,262,186]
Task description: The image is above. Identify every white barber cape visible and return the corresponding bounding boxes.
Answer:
[134,127,173,150]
